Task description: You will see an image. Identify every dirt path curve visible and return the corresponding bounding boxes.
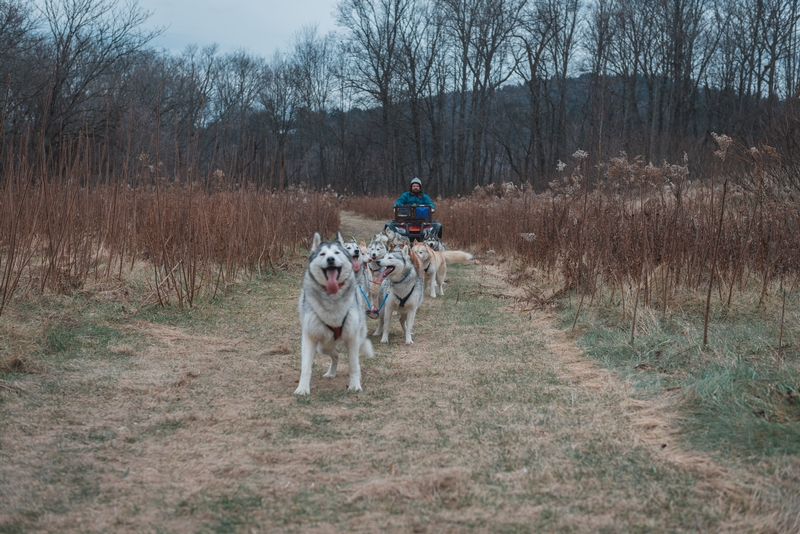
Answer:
[0,211,787,532]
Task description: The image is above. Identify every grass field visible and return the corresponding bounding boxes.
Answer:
[0,213,798,532]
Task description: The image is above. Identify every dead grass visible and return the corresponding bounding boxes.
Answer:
[0,214,797,532]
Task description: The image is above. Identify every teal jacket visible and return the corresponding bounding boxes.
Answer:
[394,191,435,209]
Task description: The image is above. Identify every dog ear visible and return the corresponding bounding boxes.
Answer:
[311,232,322,251]
[402,244,409,258]
[337,232,345,246]
[359,238,366,247]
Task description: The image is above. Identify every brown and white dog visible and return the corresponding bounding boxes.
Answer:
[411,241,473,298]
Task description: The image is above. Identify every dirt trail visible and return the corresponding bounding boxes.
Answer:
[0,211,789,532]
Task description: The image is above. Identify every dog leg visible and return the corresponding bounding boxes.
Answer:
[429,272,437,298]
[404,309,417,344]
[380,307,392,343]
[345,338,362,391]
[294,334,316,395]
[322,346,338,377]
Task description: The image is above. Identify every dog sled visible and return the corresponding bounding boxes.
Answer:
[384,205,442,242]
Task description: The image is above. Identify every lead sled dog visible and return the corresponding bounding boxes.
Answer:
[295,232,374,395]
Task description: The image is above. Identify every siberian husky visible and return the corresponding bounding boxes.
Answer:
[422,228,446,251]
[411,241,447,298]
[295,232,374,395]
[384,227,411,250]
[411,243,474,298]
[343,237,371,308]
[367,235,389,278]
[373,245,424,344]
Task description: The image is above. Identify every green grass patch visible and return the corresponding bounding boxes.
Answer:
[565,287,800,458]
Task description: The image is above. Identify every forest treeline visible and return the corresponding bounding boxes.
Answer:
[3,0,800,196]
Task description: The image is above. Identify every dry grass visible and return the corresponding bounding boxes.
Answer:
[339,196,394,223]
[343,155,799,313]
[1,214,796,532]
[0,159,339,313]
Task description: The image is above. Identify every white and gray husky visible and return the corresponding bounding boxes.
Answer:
[366,235,388,279]
[422,227,446,251]
[373,245,424,344]
[343,237,371,309]
[295,232,374,395]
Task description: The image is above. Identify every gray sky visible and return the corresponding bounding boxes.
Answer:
[137,0,340,58]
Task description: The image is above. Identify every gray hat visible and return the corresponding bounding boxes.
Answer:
[410,177,422,186]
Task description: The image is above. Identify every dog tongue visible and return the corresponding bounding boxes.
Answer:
[375,268,390,283]
[325,269,339,294]
[352,257,360,272]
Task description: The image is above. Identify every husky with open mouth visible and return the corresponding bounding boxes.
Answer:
[295,232,374,395]
[343,236,371,309]
[373,245,424,344]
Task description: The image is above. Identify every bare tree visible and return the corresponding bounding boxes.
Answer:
[583,0,616,171]
[397,0,444,184]
[441,0,525,191]
[36,0,162,145]
[0,1,44,137]
[291,25,338,187]
[336,0,411,192]
[260,52,300,190]
[546,0,580,166]
[514,0,557,183]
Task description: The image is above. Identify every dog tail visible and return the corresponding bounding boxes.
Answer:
[361,338,375,358]
[443,250,473,263]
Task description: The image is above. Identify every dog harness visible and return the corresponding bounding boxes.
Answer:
[302,291,350,339]
[396,285,416,307]
[326,311,349,340]
[394,270,417,307]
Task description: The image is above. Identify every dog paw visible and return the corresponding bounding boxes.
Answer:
[323,371,336,378]
[294,386,310,395]
[348,384,362,392]
[405,339,414,344]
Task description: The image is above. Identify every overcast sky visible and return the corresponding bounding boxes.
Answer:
[137,0,340,58]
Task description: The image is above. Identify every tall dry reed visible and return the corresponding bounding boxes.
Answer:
[344,152,799,329]
[0,152,338,313]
